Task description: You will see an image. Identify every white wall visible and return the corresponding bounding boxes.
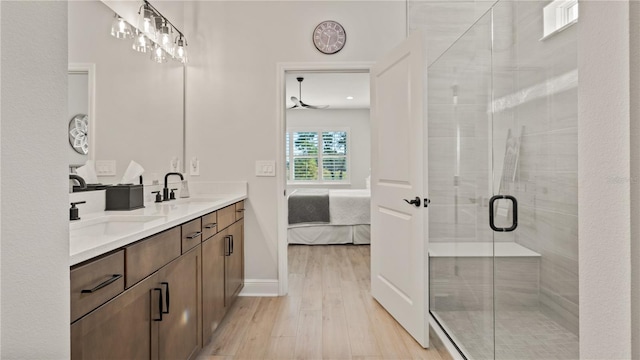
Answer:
[286,109,371,189]
[1,1,70,358]
[578,1,633,358]
[185,1,405,282]
[631,1,640,358]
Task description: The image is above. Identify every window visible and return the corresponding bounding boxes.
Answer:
[286,128,349,183]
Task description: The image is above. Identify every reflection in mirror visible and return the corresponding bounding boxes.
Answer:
[68,0,184,186]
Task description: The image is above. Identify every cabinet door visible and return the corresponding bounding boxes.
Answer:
[157,245,202,360]
[202,229,226,344]
[225,219,244,307]
[71,272,160,360]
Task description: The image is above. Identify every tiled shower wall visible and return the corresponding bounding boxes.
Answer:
[412,1,578,335]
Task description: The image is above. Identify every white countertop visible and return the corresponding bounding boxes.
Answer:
[70,193,246,266]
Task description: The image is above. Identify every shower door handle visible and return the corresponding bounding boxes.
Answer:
[489,195,518,232]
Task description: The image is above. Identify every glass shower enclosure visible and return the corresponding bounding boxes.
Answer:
[424,1,579,359]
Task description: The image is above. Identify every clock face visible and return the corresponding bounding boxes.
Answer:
[313,20,346,54]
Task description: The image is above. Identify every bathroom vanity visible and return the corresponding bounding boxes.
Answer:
[69,193,246,360]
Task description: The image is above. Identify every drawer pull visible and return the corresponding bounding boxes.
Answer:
[204,223,217,229]
[81,274,122,294]
[161,282,170,314]
[236,209,245,213]
[153,288,163,322]
[230,234,234,255]
[186,231,202,239]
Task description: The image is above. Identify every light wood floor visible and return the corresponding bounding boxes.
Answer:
[198,244,447,360]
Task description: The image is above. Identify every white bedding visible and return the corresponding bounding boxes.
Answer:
[287,188,371,244]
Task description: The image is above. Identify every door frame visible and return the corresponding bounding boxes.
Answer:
[276,62,374,296]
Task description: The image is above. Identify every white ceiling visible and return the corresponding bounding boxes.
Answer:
[286,72,370,110]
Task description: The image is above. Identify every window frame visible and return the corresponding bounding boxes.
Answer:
[286,127,351,185]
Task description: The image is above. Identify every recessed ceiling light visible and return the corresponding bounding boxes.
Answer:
[346,96,354,100]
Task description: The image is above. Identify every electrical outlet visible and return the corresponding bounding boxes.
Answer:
[95,160,116,176]
[169,157,180,172]
[190,157,200,176]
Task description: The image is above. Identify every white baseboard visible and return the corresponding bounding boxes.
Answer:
[239,279,279,297]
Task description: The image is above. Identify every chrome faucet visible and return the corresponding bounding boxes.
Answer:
[163,172,184,201]
[69,174,87,191]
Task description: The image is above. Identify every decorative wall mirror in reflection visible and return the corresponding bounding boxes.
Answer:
[68,0,185,186]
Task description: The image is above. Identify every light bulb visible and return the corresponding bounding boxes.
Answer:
[159,21,173,50]
[110,14,133,39]
[132,30,152,53]
[151,43,167,63]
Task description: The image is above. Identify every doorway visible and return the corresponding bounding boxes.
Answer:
[276,63,373,296]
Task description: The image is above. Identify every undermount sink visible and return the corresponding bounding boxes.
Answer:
[70,215,166,235]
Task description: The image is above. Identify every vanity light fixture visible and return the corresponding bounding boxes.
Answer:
[109,1,190,64]
[110,14,133,39]
[133,0,190,64]
[174,35,188,64]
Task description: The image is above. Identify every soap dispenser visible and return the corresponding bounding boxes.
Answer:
[180,179,190,198]
[70,201,86,221]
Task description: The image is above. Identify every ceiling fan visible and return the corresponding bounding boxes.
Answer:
[289,77,329,109]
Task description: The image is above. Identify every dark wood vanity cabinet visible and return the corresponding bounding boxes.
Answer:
[157,245,202,360]
[71,272,160,359]
[225,219,244,308]
[70,200,245,360]
[202,229,226,342]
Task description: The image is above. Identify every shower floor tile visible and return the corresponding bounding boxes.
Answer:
[434,310,579,360]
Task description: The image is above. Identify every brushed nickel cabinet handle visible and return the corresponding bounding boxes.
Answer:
[204,223,217,229]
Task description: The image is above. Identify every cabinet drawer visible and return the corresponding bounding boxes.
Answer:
[125,227,181,288]
[71,250,125,323]
[217,205,235,230]
[235,200,245,221]
[202,211,218,240]
[181,217,202,253]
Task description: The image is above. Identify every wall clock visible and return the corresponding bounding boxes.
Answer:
[313,20,346,54]
[68,114,89,155]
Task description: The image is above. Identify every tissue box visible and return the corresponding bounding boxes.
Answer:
[105,184,144,211]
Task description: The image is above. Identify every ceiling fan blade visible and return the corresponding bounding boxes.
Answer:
[290,96,302,109]
[299,100,329,109]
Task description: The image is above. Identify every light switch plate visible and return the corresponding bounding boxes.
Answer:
[95,160,116,176]
[255,160,276,177]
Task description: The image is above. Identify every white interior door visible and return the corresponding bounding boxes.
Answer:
[370,32,428,347]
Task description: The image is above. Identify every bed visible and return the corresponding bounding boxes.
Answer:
[287,188,371,245]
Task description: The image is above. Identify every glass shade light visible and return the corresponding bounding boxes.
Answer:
[174,36,188,64]
[138,4,157,40]
[158,21,173,55]
[110,14,133,39]
[151,43,168,63]
[132,30,153,53]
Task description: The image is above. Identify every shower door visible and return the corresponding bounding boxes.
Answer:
[427,1,579,359]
